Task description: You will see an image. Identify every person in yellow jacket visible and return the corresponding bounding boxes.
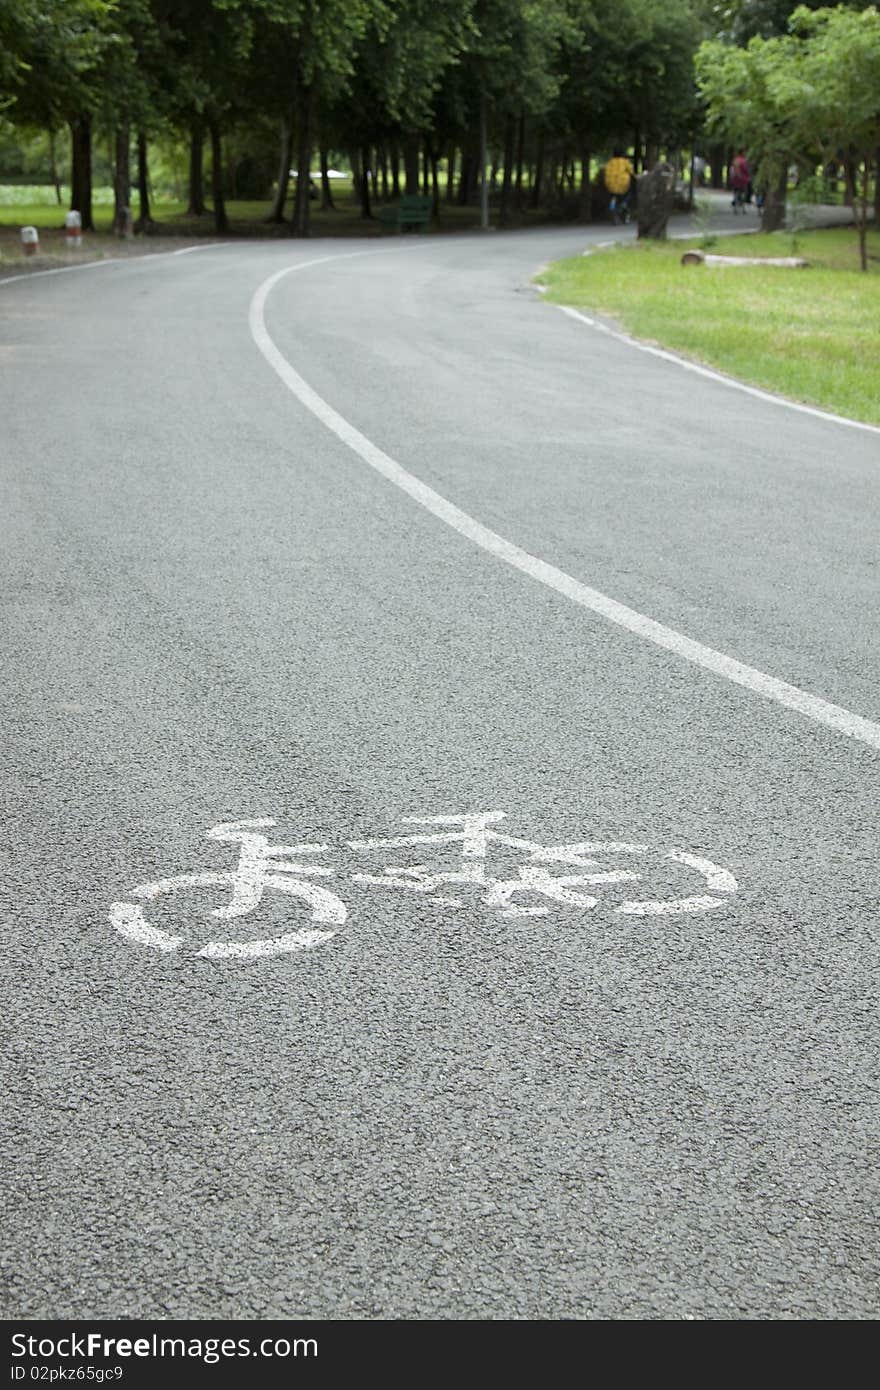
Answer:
[604,148,635,223]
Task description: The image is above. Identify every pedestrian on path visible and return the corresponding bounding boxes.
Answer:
[729,149,751,212]
[604,148,635,223]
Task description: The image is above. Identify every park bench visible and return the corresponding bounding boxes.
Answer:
[377,194,433,234]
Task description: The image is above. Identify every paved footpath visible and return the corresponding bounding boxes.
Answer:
[0,211,877,1320]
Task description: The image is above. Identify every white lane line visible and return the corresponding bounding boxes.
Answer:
[249,251,880,754]
[172,243,224,255]
[0,241,232,288]
[0,258,119,287]
[0,239,416,293]
[556,304,880,437]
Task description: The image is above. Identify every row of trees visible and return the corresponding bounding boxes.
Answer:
[697,4,880,266]
[0,1,877,247]
[0,0,719,235]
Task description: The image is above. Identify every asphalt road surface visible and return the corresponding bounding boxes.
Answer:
[1,217,878,1321]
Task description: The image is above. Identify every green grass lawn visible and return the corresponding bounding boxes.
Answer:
[0,190,332,233]
[0,181,561,276]
[0,180,564,242]
[539,227,880,426]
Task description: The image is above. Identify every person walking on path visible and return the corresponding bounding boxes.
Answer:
[729,149,751,212]
[604,147,635,223]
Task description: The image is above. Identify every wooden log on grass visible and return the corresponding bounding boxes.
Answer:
[681,249,809,268]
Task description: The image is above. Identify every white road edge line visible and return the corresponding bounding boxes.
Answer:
[249,250,880,754]
[556,304,880,438]
[0,258,119,287]
[0,241,230,288]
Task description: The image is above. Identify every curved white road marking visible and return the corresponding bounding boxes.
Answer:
[556,304,880,438]
[171,243,224,255]
[249,252,880,754]
[109,899,337,957]
[0,259,119,288]
[0,241,231,288]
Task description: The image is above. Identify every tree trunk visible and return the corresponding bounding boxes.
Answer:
[843,158,856,207]
[710,142,725,189]
[320,146,335,209]
[761,165,788,233]
[874,148,880,225]
[390,139,400,199]
[445,145,456,203]
[857,156,869,272]
[291,85,313,237]
[350,146,362,199]
[359,143,373,219]
[636,164,675,239]
[479,95,488,229]
[404,133,420,196]
[499,115,515,226]
[49,129,62,205]
[267,117,293,221]
[187,120,206,216]
[379,146,388,200]
[209,119,228,233]
[69,115,93,230]
[531,129,544,208]
[423,138,431,194]
[557,146,568,197]
[457,150,474,205]
[578,141,592,222]
[558,153,567,195]
[135,129,152,231]
[112,125,131,234]
[430,147,440,218]
[514,112,525,209]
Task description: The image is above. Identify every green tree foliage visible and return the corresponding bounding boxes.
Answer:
[5,0,875,243]
[697,5,880,264]
[781,4,880,266]
[0,0,111,125]
[696,30,798,191]
[706,0,821,42]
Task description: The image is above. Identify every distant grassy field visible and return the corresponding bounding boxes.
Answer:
[0,183,363,234]
[540,227,880,426]
[0,178,565,275]
[0,180,557,240]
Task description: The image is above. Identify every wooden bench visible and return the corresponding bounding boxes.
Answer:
[377,194,433,234]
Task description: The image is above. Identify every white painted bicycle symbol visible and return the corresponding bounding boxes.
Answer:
[109,810,738,958]
[348,811,737,917]
[110,820,346,958]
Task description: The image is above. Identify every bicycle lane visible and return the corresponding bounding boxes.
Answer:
[240,235,877,1319]
[255,231,880,724]
[0,235,877,1320]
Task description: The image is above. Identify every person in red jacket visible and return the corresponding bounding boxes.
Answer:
[730,150,751,212]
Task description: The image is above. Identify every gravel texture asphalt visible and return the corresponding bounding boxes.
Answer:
[1,212,878,1320]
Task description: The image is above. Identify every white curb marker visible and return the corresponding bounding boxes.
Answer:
[249,252,880,755]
